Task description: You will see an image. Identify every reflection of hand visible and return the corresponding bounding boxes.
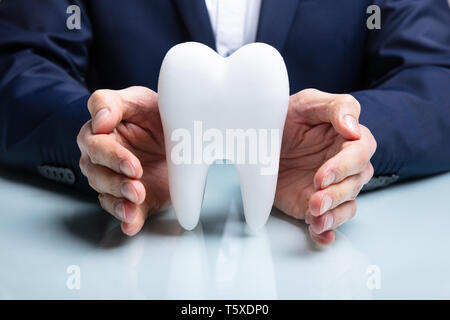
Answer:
[77,86,169,236]
[275,89,376,245]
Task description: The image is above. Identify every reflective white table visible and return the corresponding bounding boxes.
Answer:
[0,165,449,299]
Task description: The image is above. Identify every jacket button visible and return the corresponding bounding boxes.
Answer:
[362,174,399,191]
[64,168,76,184]
[37,165,76,185]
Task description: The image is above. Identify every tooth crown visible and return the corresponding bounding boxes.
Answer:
[158,42,289,231]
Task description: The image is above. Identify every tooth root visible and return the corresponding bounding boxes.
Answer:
[235,164,279,230]
[168,164,210,230]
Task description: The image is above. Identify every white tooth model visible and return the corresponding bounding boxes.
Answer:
[158,42,289,231]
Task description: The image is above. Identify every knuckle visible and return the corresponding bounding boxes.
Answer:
[300,88,319,98]
[370,135,377,153]
[90,153,103,167]
[290,92,303,107]
[334,187,346,204]
[76,131,83,149]
[361,164,374,185]
[89,143,108,166]
[302,88,320,95]
[355,181,364,198]
[87,137,118,167]
[304,212,311,224]
[88,89,113,113]
[356,184,363,198]
[361,126,377,153]
[89,89,108,104]
[349,189,357,201]
[360,124,371,136]
[342,94,356,105]
[98,194,106,209]
[334,95,360,117]
[79,156,87,172]
[99,194,114,213]
[328,100,339,118]
[357,158,369,174]
[87,175,96,190]
[85,168,99,190]
[335,94,355,108]
[333,165,348,181]
[101,146,120,169]
[86,136,98,157]
[293,88,317,106]
[352,96,361,114]
[349,201,357,219]
[360,148,371,164]
[76,121,90,150]
[367,163,375,178]
[89,153,100,166]
[350,182,362,200]
[106,147,120,164]
[372,131,377,146]
[140,86,158,100]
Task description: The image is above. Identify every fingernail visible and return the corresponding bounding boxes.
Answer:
[120,160,135,177]
[93,108,110,129]
[114,201,126,220]
[120,182,138,203]
[320,195,333,215]
[343,115,361,136]
[323,214,334,232]
[322,171,335,188]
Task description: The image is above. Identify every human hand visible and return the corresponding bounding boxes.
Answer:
[275,89,376,245]
[77,86,169,236]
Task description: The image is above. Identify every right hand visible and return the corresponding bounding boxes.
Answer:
[77,86,170,236]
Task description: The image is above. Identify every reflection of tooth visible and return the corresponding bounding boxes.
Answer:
[158,42,289,230]
[168,223,208,299]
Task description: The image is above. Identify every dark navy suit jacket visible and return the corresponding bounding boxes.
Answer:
[0,0,449,195]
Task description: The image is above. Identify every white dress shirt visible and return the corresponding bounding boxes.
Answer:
[205,0,262,57]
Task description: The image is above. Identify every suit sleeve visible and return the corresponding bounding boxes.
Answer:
[0,0,95,196]
[351,0,450,185]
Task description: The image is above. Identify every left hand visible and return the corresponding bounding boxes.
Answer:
[275,89,377,245]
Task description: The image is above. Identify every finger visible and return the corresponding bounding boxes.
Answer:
[84,133,143,179]
[309,164,373,216]
[121,210,148,236]
[98,193,140,223]
[290,89,361,139]
[121,190,168,236]
[314,127,376,189]
[310,200,357,234]
[87,86,158,134]
[76,120,90,151]
[77,120,143,179]
[309,227,335,246]
[82,159,146,204]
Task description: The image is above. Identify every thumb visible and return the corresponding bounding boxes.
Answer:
[290,89,361,140]
[87,86,158,134]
